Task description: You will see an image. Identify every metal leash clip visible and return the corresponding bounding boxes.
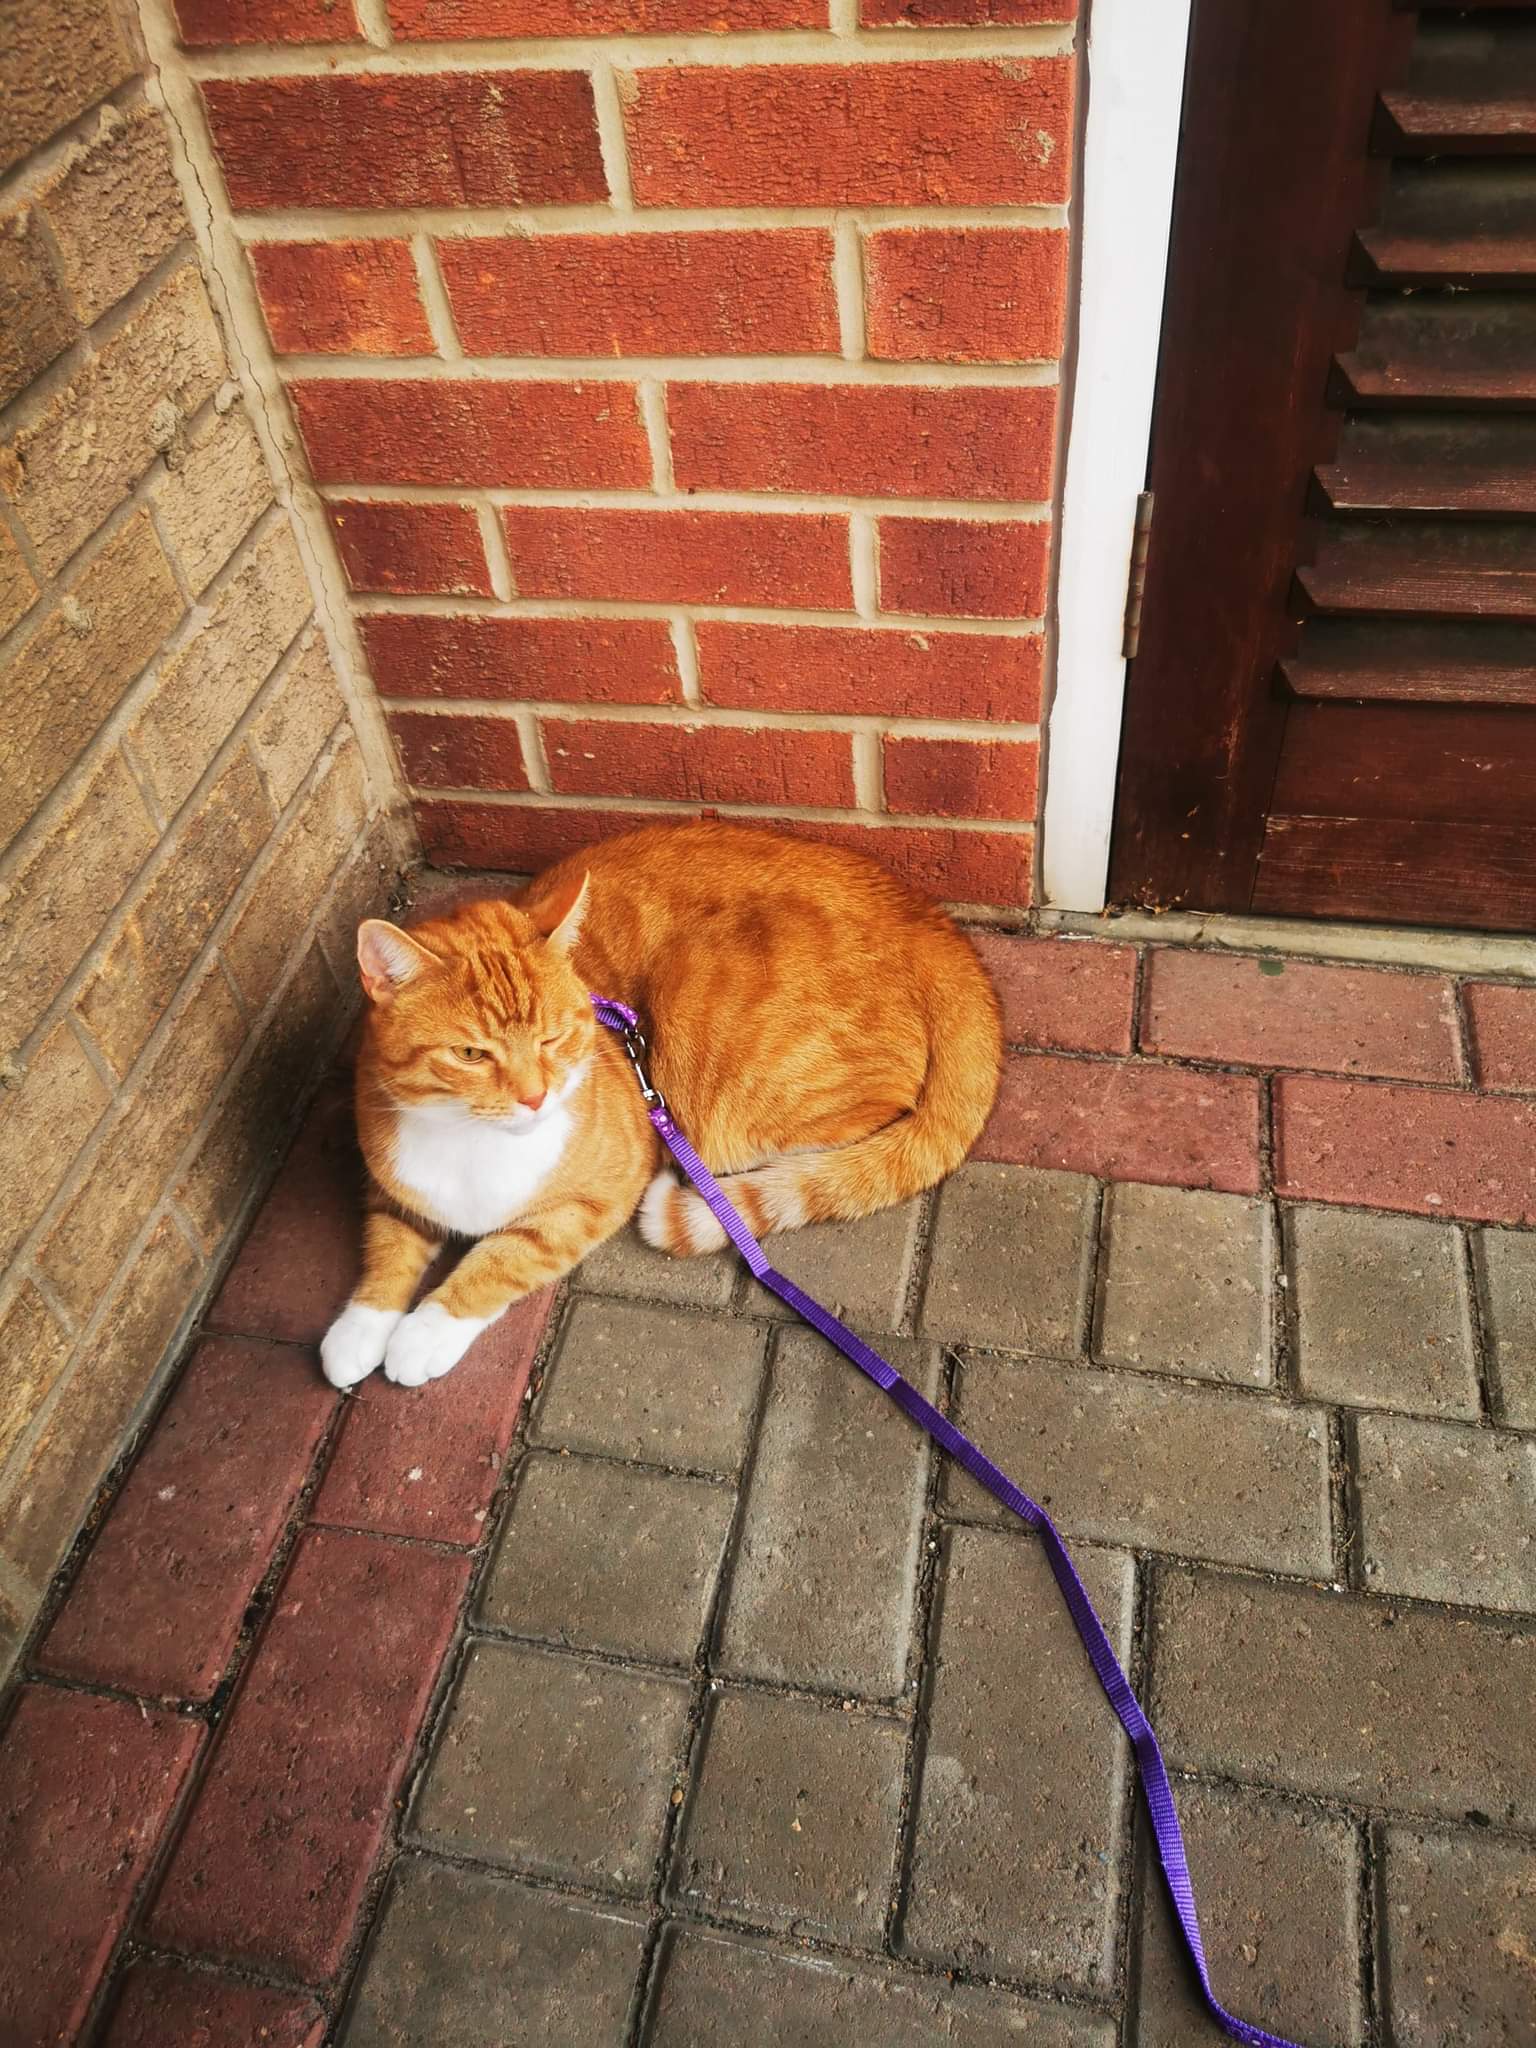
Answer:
[619,1025,667,1114]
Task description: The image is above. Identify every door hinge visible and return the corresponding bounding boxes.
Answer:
[1121,490,1155,660]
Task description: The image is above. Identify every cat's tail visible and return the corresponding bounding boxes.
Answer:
[639,947,1003,1257]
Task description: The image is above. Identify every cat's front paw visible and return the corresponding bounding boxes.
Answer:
[321,1302,402,1389]
[383,1301,491,1387]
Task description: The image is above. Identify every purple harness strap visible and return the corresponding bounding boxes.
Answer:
[592,995,1301,2048]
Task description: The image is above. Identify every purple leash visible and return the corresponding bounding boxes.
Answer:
[592,996,1302,2048]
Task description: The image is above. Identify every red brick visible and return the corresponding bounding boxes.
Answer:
[625,59,1073,208]
[543,718,856,807]
[39,1339,335,1702]
[177,0,359,41]
[979,1054,1264,1194]
[971,932,1138,1055]
[773,816,1035,906]
[501,506,852,610]
[389,709,530,792]
[208,1081,361,1345]
[883,735,1039,821]
[203,74,605,211]
[103,1962,325,2048]
[1143,951,1460,1083]
[330,500,492,596]
[865,227,1069,364]
[146,1528,469,1980]
[865,0,1074,18]
[250,239,430,356]
[0,1688,200,2046]
[418,799,659,870]
[880,517,1051,617]
[696,621,1043,722]
[1464,981,1536,1092]
[439,229,838,357]
[1275,1077,1536,1226]
[291,379,649,489]
[362,612,680,705]
[669,384,1057,503]
[311,1290,550,1542]
[395,0,816,30]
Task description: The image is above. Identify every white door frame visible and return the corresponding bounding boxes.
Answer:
[1040,0,1196,911]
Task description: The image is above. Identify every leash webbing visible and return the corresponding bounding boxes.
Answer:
[592,995,1302,2048]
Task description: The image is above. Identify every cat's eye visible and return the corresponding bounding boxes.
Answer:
[457,1046,489,1062]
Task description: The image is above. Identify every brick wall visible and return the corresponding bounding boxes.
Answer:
[0,0,414,1667]
[168,0,1077,908]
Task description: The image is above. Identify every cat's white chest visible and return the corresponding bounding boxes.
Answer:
[390,1102,572,1237]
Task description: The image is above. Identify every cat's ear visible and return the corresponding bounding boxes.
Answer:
[531,872,590,959]
[356,920,439,1003]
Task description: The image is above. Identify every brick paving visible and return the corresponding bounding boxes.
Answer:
[2,925,1535,2045]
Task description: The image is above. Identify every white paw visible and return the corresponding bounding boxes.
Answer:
[637,1169,727,1256]
[383,1301,492,1387]
[321,1302,402,1389]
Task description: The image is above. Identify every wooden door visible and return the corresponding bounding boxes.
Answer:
[1109,0,1536,934]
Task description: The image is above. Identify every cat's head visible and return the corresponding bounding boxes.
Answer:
[353,876,595,1127]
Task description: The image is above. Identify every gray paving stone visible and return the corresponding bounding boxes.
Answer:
[669,1687,906,1946]
[1287,1204,1479,1420]
[1152,1569,1536,1826]
[920,1163,1094,1354]
[942,1357,1332,1577]
[901,1527,1134,1992]
[755,1200,924,1331]
[409,1640,689,1893]
[1381,1824,1536,2048]
[1098,1183,1271,1386]
[574,1222,737,1310]
[1354,1413,1536,1613]
[478,1452,735,1666]
[1130,1783,1362,2048]
[714,1329,936,1699]
[1478,1225,1536,1430]
[530,1299,766,1475]
[342,1856,643,2047]
[647,1926,1117,2046]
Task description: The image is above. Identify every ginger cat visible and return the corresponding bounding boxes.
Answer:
[321,821,1002,1391]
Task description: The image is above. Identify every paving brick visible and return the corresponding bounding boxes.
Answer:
[102,1961,325,2048]
[902,1528,1133,1989]
[151,401,274,595]
[670,1687,906,1944]
[649,1927,1116,2046]
[1354,1412,1536,1612]
[410,1639,689,1892]
[343,1856,646,2047]
[363,612,680,705]
[1380,1825,1536,2048]
[970,932,1136,1055]
[1274,1074,1536,1226]
[574,1222,737,1309]
[1151,1569,1536,1825]
[479,1451,733,1666]
[1130,1784,1362,2048]
[1479,1226,1536,1429]
[1099,1184,1271,1387]
[311,1289,550,1544]
[208,1080,362,1344]
[981,1055,1264,1196]
[715,1330,936,1697]
[755,1200,922,1331]
[147,1527,469,1980]
[1142,952,1459,1081]
[0,1687,201,2048]
[919,1162,1092,1353]
[1463,979,1536,1092]
[530,1299,766,1475]
[39,1336,334,1700]
[38,102,187,325]
[1287,1204,1479,1420]
[944,1357,1331,1574]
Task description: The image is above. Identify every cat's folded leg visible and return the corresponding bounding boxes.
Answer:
[321,1207,442,1389]
[383,1194,624,1387]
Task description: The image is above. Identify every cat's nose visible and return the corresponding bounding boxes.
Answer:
[517,1089,547,1113]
